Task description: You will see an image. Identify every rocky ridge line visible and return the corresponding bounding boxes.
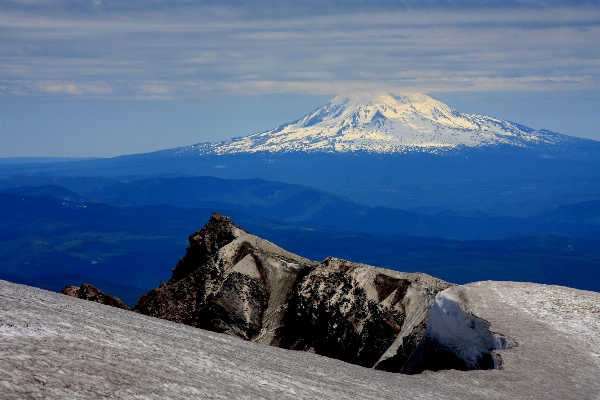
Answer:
[133,212,507,373]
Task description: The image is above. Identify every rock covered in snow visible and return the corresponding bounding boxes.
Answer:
[400,286,510,374]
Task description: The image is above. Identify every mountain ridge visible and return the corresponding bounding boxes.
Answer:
[174,93,590,156]
[0,94,598,216]
[3,176,600,240]
[132,212,467,373]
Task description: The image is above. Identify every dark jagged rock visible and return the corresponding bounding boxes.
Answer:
[134,212,315,339]
[61,283,129,310]
[134,212,481,373]
[280,258,440,369]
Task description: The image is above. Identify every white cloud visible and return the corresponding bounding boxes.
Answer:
[18,81,114,96]
[1,2,599,98]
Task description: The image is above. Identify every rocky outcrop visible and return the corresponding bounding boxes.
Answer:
[134,212,475,372]
[279,257,449,368]
[62,284,129,310]
[134,212,316,340]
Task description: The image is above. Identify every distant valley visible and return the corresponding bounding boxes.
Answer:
[1,188,599,306]
[1,175,599,241]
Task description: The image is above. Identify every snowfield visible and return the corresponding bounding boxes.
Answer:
[1,279,599,399]
[177,93,577,155]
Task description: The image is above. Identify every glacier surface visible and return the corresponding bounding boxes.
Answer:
[1,279,599,399]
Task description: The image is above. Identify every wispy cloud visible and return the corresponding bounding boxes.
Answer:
[1,1,599,99]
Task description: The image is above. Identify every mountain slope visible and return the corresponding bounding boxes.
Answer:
[177,93,590,155]
[0,93,598,213]
[2,279,599,398]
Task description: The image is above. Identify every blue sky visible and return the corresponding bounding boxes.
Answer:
[1,0,599,157]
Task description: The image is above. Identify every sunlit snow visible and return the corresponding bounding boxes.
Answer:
[178,93,572,155]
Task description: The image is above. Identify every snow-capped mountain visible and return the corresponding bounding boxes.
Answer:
[179,93,576,155]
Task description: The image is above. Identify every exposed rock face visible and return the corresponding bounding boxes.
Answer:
[62,284,128,310]
[280,257,448,369]
[134,212,316,340]
[134,212,464,372]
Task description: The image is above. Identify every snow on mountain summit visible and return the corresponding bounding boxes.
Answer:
[182,93,573,155]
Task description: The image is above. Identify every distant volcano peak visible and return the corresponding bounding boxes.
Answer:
[179,92,579,155]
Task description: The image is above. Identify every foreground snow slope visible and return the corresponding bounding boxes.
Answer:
[1,279,599,399]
